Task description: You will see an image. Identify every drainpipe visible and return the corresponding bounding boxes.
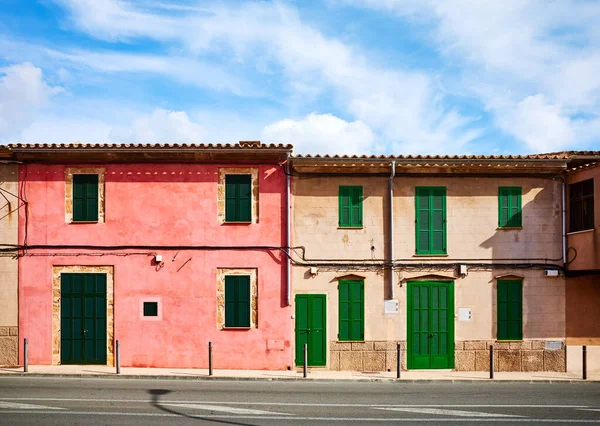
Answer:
[286,156,292,306]
[561,179,566,265]
[388,160,396,299]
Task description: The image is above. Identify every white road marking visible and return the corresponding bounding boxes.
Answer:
[0,401,65,410]
[0,411,600,422]
[374,407,524,417]
[0,398,593,408]
[580,409,600,412]
[161,402,292,416]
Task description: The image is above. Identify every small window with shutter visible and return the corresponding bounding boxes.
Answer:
[338,280,364,341]
[225,174,252,222]
[415,187,447,255]
[498,187,522,228]
[224,275,251,328]
[339,186,363,228]
[72,174,99,222]
[497,279,523,340]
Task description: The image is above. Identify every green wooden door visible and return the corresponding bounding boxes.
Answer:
[407,281,454,369]
[295,294,326,366]
[61,273,107,365]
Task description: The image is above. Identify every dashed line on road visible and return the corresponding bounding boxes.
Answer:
[0,401,65,410]
[373,407,524,417]
[161,402,292,416]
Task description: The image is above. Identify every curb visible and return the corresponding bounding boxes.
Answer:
[0,373,597,383]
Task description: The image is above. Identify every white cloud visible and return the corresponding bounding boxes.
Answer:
[0,62,63,140]
[262,113,375,155]
[50,0,481,153]
[109,108,205,143]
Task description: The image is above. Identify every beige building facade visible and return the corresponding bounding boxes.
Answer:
[291,156,571,372]
[0,163,19,366]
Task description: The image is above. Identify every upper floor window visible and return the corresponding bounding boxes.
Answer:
[339,186,363,228]
[415,187,446,255]
[73,174,99,222]
[569,179,594,232]
[498,187,522,228]
[225,174,252,222]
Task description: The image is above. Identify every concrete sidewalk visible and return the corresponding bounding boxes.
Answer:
[0,365,598,382]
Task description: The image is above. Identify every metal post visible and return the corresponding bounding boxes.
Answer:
[583,345,587,381]
[115,340,120,374]
[396,343,401,379]
[23,338,28,373]
[489,344,494,379]
[303,343,308,378]
[208,341,213,376]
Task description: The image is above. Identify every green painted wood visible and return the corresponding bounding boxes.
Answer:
[339,186,362,227]
[295,294,327,366]
[498,187,522,228]
[497,279,523,340]
[407,281,454,369]
[415,187,446,254]
[338,280,364,341]
[61,273,107,365]
[225,174,252,222]
[143,302,158,317]
[72,174,98,222]
[224,275,251,327]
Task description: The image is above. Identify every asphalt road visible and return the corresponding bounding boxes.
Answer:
[0,377,599,425]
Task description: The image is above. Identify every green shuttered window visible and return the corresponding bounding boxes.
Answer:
[415,187,446,255]
[498,187,522,228]
[225,174,252,222]
[225,275,251,328]
[338,280,364,341]
[497,279,523,340]
[339,186,363,227]
[73,174,99,222]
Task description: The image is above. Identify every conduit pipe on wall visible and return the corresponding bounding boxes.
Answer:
[562,179,567,265]
[388,160,396,300]
[286,156,292,306]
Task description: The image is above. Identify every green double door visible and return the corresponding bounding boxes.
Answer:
[295,294,326,366]
[407,281,454,369]
[61,273,107,365]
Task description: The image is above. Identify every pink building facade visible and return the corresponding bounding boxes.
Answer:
[16,143,292,369]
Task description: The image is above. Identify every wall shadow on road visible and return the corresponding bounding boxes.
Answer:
[148,389,252,426]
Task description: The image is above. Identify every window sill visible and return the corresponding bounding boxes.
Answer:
[413,254,448,257]
[567,228,595,235]
[222,327,252,330]
[338,226,364,230]
[223,221,252,225]
[497,227,522,230]
[70,221,99,224]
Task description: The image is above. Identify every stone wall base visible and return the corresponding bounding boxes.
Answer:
[0,326,18,366]
[455,340,566,372]
[329,339,566,372]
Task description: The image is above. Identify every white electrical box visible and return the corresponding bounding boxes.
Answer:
[459,264,467,275]
[155,254,163,263]
[384,300,399,314]
[458,308,472,321]
[544,270,559,277]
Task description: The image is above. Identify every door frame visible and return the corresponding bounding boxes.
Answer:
[52,266,114,366]
[406,280,455,370]
[294,294,327,367]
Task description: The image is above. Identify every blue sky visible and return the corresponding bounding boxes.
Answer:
[0,0,599,154]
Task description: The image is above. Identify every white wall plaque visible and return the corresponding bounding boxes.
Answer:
[384,300,399,314]
[458,308,472,321]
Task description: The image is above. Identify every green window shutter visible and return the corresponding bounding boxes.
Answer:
[73,174,98,222]
[338,280,364,341]
[339,186,362,227]
[498,187,522,228]
[225,175,252,222]
[415,187,446,254]
[497,280,522,340]
[225,275,251,327]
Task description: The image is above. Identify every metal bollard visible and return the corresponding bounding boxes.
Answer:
[303,343,308,378]
[115,340,120,374]
[209,342,213,376]
[583,345,587,381]
[396,343,401,379]
[24,338,28,373]
[489,345,494,379]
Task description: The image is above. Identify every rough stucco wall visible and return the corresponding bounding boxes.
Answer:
[0,164,19,365]
[566,166,600,271]
[292,175,565,370]
[18,163,291,369]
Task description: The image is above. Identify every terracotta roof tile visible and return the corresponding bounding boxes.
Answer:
[7,142,292,150]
